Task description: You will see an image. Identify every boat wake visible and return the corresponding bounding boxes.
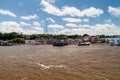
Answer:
[36,63,66,69]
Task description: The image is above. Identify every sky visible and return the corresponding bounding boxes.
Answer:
[0,0,120,35]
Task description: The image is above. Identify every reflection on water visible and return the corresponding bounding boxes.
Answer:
[0,44,120,80]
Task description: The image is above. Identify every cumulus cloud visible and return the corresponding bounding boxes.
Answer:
[45,0,56,3]
[82,7,103,17]
[40,0,62,16]
[0,21,44,35]
[20,21,31,27]
[33,21,41,27]
[1,21,120,35]
[21,14,39,20]
[40,0,103,17]
[62,18,82,23]
[48,24,64,29]
[23,29,43,34]
[66,23,78,28]
[32,27,43,31]
[66,23,91,29]
[108,6,120,17]
[32,21,44,33]
[59,23,120,35]
[46,18,55,23]
[61,6,83,17]
[0,9,17,17]
[62,17,89,23]
[0,21,23,33]
[83,19,89,23]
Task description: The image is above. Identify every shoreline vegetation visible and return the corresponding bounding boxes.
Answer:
[0,32,119,44]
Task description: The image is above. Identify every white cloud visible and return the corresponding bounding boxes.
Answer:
[20,21,31,27]
[32,21,44,32]
[61,6,83,17]
[40,0,62,16]
[23,29,43,34]
[108,6,120,17]
[0,21,23,33]
[33,21,41,27]
[79,24,91,29]
[82,7,103,17]
[46,18,55,23]
[66,23,91,28]
[91,23,120,35]
[66,23,78,28]
[40,0,103,17]
[83,19,89,23]
[1,21,120,35]
[0,21,44,35]
[48,24,64,29]
[59,23,120,35]
[0,9,17,17]
[62,18,82,23]
[53,28,71,35]
[45,0,56,3]
[32,27,43,31]
[55,23,120,35]
[21,14,39,20]
[62,17,89,23]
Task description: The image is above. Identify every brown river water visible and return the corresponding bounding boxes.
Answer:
[0,44,120,80]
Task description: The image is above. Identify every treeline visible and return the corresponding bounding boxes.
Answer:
[0,32,22,40]
[0,32,116,43]
[27,34,118,39]
[29,34,82,40]
[0,32,24,43]
[0,32,83,40]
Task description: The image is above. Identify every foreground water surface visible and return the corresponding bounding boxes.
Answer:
[0,44,120,80]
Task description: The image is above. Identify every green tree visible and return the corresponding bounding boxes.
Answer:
[0,33,3,40]
[2,32,22,40]
[99,35,106,38]
[9,38,25,43]
[82,34,89,37]
[30,34,36,40]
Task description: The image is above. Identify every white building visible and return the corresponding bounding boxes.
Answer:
[25,40,36,44]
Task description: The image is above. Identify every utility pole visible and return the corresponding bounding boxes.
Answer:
[45,20,48,34]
